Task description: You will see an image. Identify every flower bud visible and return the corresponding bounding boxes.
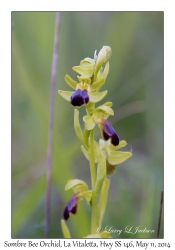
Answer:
[94,46,112,75]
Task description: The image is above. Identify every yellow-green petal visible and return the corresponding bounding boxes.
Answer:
[109,140,127,151]
[107,151,132,165]
[61,219,71,238]
[89,90,107,103]
[72,65,93,77]
[64,74,77,90]
[102,101,113,107]
[96,105,114,116]
[81,190,92,204]
[89,78,105,91]
[65,179,88,192]
[83,115,96,130]
[77,76,91,85]
[80,57,95,66]
[58,90,73,102]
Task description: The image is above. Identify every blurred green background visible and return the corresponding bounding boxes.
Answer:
[12,12,163,238]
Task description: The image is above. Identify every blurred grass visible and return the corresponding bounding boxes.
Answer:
[12,12,163,238]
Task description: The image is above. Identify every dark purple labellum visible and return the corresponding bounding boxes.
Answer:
[70,89,89,107]
[102,119,120,146]
[63,194,78,221]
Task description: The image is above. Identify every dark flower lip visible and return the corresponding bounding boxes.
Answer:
[63,194,79,221]
[70,89,89,107]
[102,119,119,146]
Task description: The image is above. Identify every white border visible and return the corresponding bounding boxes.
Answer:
[0,0,175,248]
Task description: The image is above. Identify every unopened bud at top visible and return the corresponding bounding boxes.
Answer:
[94,46,112,75]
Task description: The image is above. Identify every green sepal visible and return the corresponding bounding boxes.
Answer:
[61,219,71,238]
[58,90,73,102]
[103,101,113,107]
[95,152,106,195]
[109,140,127,151]
[96,67,103,81]
[77,76,91,85]
[74,109,85,146]
[106,160,116,176]
[96,105,114,116]
[83,115,95,130]
[64,74,77,90]
[89,90,107,103]
[80,57,95,66]
[98,178,110,226]
[72,65,94,77]
[101,62,109,81]
[65,179,88,192]
[80,190,92,204]
[107,151,132,165]
[90,78,105,91]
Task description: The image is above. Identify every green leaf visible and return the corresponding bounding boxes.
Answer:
[65,179,88,192]
[74,109,85,146]
[58,90,73,102]
[95,153,106,195]
[98,178,110,226]
[90,78,105,91]
[61,219,71,238]
[64,74,78,90]
[89,90,107,103]
[72,65,94,77]
[107,151,132,165]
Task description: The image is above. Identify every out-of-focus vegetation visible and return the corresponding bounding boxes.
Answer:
[12,12,163,238]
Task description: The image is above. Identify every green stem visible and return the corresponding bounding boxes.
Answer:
[98,177,110,227]
[89,130,96,190]
[89,129,97,234]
